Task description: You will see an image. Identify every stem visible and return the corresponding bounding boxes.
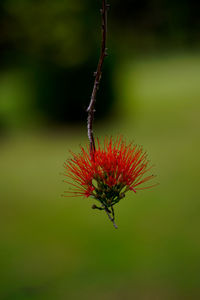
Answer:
[87,0,109,154]
[88,2,116,229]
[111,205,115,220]
[92,203,118,229]
[104,206,118,229]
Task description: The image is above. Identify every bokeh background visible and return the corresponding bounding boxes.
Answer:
[0,0,200,299]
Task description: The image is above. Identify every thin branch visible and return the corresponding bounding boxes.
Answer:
[111,205,115,220]
[92,203,118,229]
[104,206,118,229]
[87,0,109,154]
[87,1,116,229]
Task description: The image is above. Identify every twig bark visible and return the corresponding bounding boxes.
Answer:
[87,0,109,153]
[88,1,116,228]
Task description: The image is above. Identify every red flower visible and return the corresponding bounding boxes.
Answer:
[63,137,156,209]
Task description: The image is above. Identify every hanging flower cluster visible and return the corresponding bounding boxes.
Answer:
[63,137,156,212]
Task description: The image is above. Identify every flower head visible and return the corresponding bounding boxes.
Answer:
[63,137,156,209]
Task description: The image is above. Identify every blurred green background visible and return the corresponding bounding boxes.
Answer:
[0,0,200,299]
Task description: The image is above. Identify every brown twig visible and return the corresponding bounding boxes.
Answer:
[87,0,109,153]
[87,1,116,228]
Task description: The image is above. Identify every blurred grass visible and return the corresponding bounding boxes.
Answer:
[0,52,200,299]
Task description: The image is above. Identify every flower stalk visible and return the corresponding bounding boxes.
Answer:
[86,0,118,227]
[87,0,109,154]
